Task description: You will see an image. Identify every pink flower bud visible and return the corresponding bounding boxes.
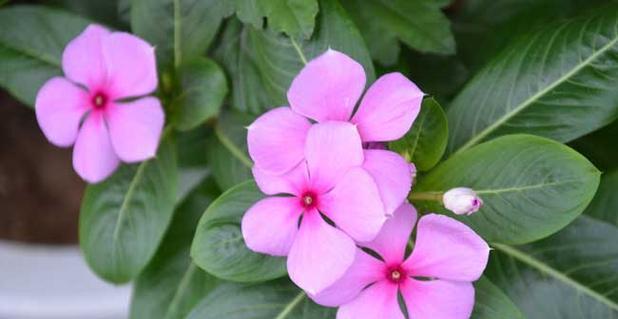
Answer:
[442,187,483,215]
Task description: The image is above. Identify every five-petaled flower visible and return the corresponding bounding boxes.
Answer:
[35,24,163,183]
[247,49,422,216]
[242,122,388,294]
[311,203,490,319]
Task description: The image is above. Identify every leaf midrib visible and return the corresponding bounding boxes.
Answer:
[475,177,595,195]
[214,124,253,168]
[173,0,182,68]
[164,262,198,319]
[0,40,59,67]
[494,242,618,312]
[374,0,452,52]
[455,23,618,154]
[112,161,149,242]
[273,292,306,319]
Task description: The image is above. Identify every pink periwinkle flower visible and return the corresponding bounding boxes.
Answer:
[443,187,483,216]
[242,122,389,294]
[35,25,163,183]
[247,49,422,216]
[311,203,490,319]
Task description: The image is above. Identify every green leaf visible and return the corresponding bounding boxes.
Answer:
[342,0,455,65]
[472,277,525,319]
[451,0,612,71]
[215,0,374,114]
[130,178,220,319]
[0,5,90,106]
[389,97,448,171]
[49,0,126,28]
[80,136,178,283]
[172,57,228,131]
[228,0,319,39]
[131,0,228,68]
[487,215,618,318]
[191,180,287,282]
[414,134,600,244]
[186,280,335,319]
[206,136,253,191]
[570,120,618,171]
[205,108,253,190]
[584,169,618,226]
[447,8,618,155]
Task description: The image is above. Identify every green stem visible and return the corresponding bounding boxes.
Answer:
[408,191,443,202]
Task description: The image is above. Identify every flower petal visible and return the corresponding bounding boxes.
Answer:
[288,211,356,295]
[362,150,413,216]
[337,280,404,319]
[72,112,120,183]
[62,24,110,88]
[403,214,490,281]
[320,167,386,242]
[310,249,383,307]
[360,203,417,265]
[252,162,309,196]
[288,49,366,122]
[305,122,364,192]
[102,32,157,98]
[351,73,423,142]
[35,77,89,147]
[106,97,164,163]
[400,279,475,319]
[241,197,302,256]
[247,107,311,175]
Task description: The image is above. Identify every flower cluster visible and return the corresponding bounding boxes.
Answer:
[242,50,490,318]
[35,25,163,183]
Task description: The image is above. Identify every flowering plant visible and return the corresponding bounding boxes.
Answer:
[0,1,616,318]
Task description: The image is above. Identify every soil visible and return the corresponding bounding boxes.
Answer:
[0,90,84,244]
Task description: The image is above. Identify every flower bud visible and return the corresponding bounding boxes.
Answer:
[442,187,482,215]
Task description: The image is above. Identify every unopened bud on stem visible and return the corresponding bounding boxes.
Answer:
[443,187,482,216]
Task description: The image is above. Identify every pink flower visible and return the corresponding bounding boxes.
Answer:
[443,187,483,215]
[247,49,421,215]
[242,122,388,294]
[311,203,490,319]
[35,25,163,183]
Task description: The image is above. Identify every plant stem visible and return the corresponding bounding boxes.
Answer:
[408,191,443,202]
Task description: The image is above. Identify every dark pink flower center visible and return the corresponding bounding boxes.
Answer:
[91,92,108,110]
[300,191,318,210]
[385,264,407,284]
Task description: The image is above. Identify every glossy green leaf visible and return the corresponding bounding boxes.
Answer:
[414,134,600,244]
[215,0,374,114]
[130,178,220,319]
[186,280,335,319]
[342,0,455,65]
[584,169,618,226]
[487,215,618,318]
[80,137,178,283]
[472,277,525,319]
[172,58,228,131]
[227,0,319,39]
[191,180,287,282]
[206,137,252,191]
[206,109,253,190]
[49,0,126,28]
[447,8,618,155]
[0,5,90,106]
[570,120,618,171]
[389,97,448,171]
[452,0,612,71]
[131,0,228,68]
